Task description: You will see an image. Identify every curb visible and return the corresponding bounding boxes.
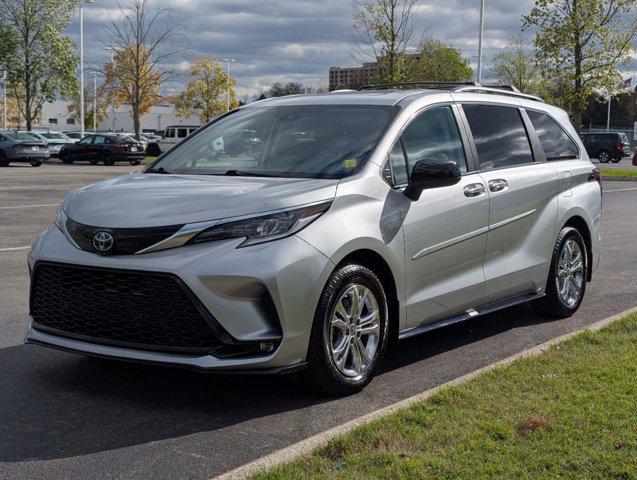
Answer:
[215,306,637,480]
[603,176,637,182]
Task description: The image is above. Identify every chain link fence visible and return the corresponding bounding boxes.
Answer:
[580,125,637,148]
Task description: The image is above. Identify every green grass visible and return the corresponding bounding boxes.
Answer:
[602,169,637,177]
[142,156,157,165]
[252,313,637,480]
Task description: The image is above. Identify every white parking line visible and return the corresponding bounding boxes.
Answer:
[0,203,59,210]
[605,187,637,193]
[0,184,83,191]
[0,246,31,252]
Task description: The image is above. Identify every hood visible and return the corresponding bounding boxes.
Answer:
[64,173,339,228]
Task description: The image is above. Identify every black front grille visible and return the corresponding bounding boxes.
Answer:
[30,262,227,353]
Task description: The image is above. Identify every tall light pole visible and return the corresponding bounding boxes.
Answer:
[93,71,97,132]
[78,0,94,137]
[105,47,116,131]
[1,70,6,130]
[477,0,485,84]
[606,94,611,131]
[221,58,235,112]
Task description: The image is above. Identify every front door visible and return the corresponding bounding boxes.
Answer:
[393,105,489,328]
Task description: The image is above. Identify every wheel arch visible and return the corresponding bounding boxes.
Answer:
[562,215,593,281]
[334,249,400,348]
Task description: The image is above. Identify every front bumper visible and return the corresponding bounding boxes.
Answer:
[26,225,335,371]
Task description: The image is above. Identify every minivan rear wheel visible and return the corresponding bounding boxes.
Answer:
[532,227,587,318]
[301,264,389,396]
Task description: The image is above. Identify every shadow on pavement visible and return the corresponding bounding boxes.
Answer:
[0,303,554,462]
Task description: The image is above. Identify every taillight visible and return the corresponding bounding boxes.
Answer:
[589,168,602,187]
[112,143,126,149]
[615,142,622,150]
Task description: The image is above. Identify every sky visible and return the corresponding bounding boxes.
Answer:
[66,0,637,100]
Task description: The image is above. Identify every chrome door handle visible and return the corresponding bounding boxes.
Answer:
[488,179,508,192]
[463,183,485,197]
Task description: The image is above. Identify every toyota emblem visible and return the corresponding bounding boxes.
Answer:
[93,231,114,253]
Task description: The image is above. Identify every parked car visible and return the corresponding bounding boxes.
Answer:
[26,85,602,395]
[0,131,49,167]
[63,131,84,140]
[59,133,145,165]
[153,125,200,155]
[18,131,74,158]
[580,132,631,163]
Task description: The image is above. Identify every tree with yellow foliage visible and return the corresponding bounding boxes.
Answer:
[174,59,238,123]
[100,0,182,138]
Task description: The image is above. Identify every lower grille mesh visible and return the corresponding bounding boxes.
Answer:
[30,263,222,352]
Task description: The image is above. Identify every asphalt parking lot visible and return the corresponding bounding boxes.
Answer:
[1,163,636,480]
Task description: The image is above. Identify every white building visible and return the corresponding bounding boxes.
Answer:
[34,100,199,133]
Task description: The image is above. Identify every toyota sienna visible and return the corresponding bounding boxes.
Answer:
[26,83,602,395]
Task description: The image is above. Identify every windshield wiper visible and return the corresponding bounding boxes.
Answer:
[222,169,277,177]
[146,166,171,174]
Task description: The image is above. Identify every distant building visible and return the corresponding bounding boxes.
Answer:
[329,62,379,91]
[20,101,198,133]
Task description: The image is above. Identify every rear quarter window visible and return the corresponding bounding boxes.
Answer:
[527,110,579,161]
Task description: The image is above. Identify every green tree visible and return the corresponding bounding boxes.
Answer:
[491,33,541,93]
[523,0,637,130]
[351,0,419,83]
[405,37,472,83]
[0,0,78,130]
[268,82,304,97]
[174,58,237,123]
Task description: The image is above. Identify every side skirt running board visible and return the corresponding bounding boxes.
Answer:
[399,292,545,341]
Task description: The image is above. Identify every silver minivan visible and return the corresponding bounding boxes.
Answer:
[26,84,602,395]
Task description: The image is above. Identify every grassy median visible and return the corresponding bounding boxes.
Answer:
[252,312,637,480]
[602,169,637,177]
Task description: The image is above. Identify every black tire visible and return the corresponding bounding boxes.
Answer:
[0,151,8,167]
[597,150,611,163]
[610,157,621,163]
[89,157,100,165]
[146,143,161,157]
[60,153,73,164]
[102,152,115,166]
[301,264,389,396]
[129,159,141,166]
[30,160,42,167]
[532,227,588,318]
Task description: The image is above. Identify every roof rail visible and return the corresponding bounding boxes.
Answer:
[357,81,479,91]
[452,85,544,102]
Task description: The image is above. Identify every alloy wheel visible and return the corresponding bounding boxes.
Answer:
[327,284,381,380]
[556,239,584,306]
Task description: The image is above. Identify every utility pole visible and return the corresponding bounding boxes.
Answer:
[477,0,485,84]
[221,58,235,112]
[606,94,611,131]
[105,47,116,131]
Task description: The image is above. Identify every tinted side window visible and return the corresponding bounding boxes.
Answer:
[79,136,93,145]
[401,105,467,174]
[177,128,188,138]
[165,128,175,138]
[93,136,106,145]
[527,111,578,161]
[463,104,534,170]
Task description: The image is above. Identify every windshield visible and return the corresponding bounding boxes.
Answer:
[150,105,397,178]
[42,132,67,140]
[9,132,40,141]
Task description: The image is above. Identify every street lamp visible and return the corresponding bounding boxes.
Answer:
[93,71,98,132]
[477,0,485,84]
[220,58,236,112]
[78,0,95,137]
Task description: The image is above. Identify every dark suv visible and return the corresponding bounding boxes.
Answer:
[580,132,631,163]
[59,133,145,165]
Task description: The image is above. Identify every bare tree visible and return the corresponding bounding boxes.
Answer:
[351,0,419,83]
[101,0,183,138]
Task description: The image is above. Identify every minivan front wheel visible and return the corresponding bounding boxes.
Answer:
[302,264,388,395]
[533,227,587,318]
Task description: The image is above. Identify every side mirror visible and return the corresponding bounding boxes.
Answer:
[404,159,461,201]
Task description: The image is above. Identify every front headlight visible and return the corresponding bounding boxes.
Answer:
[55,204,80,249]
[188,202,332,248]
